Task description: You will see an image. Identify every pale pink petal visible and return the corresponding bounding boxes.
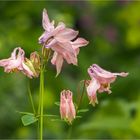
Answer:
[45,38,57,48]
[60,90,67,119]
[42,9,54,32]
[113,72,129,77]
[88,64,128,84]
[51,51,58,65]
[71,37,89,54]
[71,37,89,50]
[67,91,76,123]
[11,47,19,59]
[55,28,78,42]
[51,40,76,56]
[52,22,65,35]
[0,58,11,67]
[51,52,64,76]
[88,64,117,83]
[87,79,100,106]
[63,52,77,65]
[39,31,53,45]
[40,22,65,44]
[68,92,76,120]
[57,41,76,55]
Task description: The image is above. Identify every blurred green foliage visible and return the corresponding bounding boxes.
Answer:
[0,0,140,139]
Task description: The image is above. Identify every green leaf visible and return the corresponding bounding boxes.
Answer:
[77,109,89,113]
[21,114,38,126]
[55,102,60,106]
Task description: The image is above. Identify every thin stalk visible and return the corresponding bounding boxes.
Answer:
[40,68,44,140]
[38,74,42,115]
[67,125,72,139]
[37,71,42,140]
[38,47,50,140]
[77,80,86,110]
[28,82,36,115]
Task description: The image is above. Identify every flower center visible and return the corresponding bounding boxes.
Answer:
[101,83,109,89]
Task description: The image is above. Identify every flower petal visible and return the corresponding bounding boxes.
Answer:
[55,28,78,42]
[71,37,89,50]
[71,37,89,54]
[87,79,100,106]
[63,52,77,65]
[88,64,128,84]
[42,9,54,32]
[0,58,11,67]
[88,64,117,83]
[53,22,65,35]
[39,31,52,44]
[50,40,76,56]
[113,72,129,77]
[51,52,64,76]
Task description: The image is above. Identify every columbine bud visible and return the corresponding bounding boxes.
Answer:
[30,52,40,68]
[60,90,76,124]
[30,52,40,76]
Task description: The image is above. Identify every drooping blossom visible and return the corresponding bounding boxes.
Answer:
[0,47,40,78]
[60,90,76,124]
[39,9,89,76]
[86,64,128,106]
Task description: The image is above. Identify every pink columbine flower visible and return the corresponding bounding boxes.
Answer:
[39,9,89,76]
[60,90,76,124]
[0,47,39,78]
[0,47,25,73]
[86,64,128,106]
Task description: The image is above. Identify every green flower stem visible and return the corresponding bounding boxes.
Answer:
[38,48,51,140]
[28,82,36,115]
[77,80,86,110]
[67,125,72,139]
[39,68,44,140]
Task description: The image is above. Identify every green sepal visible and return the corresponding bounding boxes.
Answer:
[21,114,38,126]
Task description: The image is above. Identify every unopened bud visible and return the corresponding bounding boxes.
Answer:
[30,52,40,67]
[30,52,40,76]
[60,90,76,124]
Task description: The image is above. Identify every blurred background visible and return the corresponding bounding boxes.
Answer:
[0,0,140,139]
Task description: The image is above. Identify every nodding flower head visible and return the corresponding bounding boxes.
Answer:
[39,9,89,76]
[0,47,40,78]
[60,90,76,124]
[0,47,25,73]
[86,64,128,106]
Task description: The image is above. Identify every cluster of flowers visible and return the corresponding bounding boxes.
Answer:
[0,9,128,124]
